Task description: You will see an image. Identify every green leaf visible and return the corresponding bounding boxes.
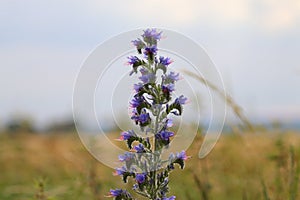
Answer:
[157,63,167,73]
[137,83,155,97]
[173,158,185,169]
[166,101,182,116]
[115,196,122,200]
[132,60,145,73]
[122,172,133,183]
[127,136,138,149]
[136,102,151,114]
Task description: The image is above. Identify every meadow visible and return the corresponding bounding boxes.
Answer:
[0,130,299,200]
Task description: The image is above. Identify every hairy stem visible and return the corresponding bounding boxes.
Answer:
[151,104,162,199]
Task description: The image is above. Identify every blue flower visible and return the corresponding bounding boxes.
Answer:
[142,28,162,44]
[159,130,174,141]
[142,28,162,40]
[120,130,135,141]
[110,29,189,199]
[132,38,145,53]
[127,56,139,65]
[130,96,144,108]
[163,196,176,200]
[135,173,147,184]
[139,67,148,75]
[139,68,156,83]
[138,113,151,124]
[168,163,175,170]
[139,73,156,84]
[143,45,158,59]
[159,56,172,66]
[162,84,175,93]
[175,95,187,105]
[113,166,126,176]
[133,83,143,92]
[176,151,188,161]
[161,84,174,102]
[131,109,139,123]
[168,71,180,81]
[166,118,173,128]
[131,111,151,126]
[162,71,180,84]
[118,152,134,162]
[144,46,157,54]
[134,143,145,153]
[109,189,132,198]
[109,189,123,197]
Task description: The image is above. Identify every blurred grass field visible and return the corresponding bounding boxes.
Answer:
[0,130,299,200]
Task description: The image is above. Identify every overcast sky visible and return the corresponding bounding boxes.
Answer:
[0,0,299,126]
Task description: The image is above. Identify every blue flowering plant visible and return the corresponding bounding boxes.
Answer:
[108,29,189,200]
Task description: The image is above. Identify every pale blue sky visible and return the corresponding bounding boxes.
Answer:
[0,0,299,126]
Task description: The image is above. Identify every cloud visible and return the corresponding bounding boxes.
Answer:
[1,0,299,44]
[0,0,299,124]
[87,0,249,25]
[0,44,86,123]
[255,0,300,32]
[89,0,300,32]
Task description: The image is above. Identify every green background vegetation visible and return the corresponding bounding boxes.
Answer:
[0,130,299,200]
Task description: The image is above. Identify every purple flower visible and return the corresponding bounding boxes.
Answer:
[109,189,132,198]
[130,96,143,108]
[113,166,126,176]
[134,143,145,153]
[166,118,173,128]
[127,56,139,65]
[138,113,151,124]
[159,130,174,141]
[139,73,156,84]
[109,29,189,199]
[143,45,157,58]
[175,95,187,105]
[133,83,143,92]
[142,28,162,40]
[109,189,123,197]
[142,28,162,44]
[131,112,151,126]
[176,151,188,161]
[159,56,172,66]
[136,173,147,184]
[163,196,176,200]
[139,68,156,83]
[118,152,134,162]
[162,71,180,84]
[131,109,139,123]
[132,38,145,50]
[120,130,135,141]
[162,84,175,93]
[168,71,180,81]
[139,68,148,75]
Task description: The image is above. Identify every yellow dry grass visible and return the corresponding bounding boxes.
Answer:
[0,131,299,199]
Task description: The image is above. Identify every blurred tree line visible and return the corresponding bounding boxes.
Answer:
[0,116,77,134]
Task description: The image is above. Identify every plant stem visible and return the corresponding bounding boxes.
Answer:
[151,105,161,199]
